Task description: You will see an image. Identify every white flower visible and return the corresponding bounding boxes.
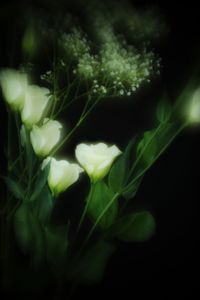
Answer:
[188,88,200,124]
[75,142,121,182]
[21,85,50,127]
[30,119,62,157]
[42,157,83,196]
[0,69,28,110]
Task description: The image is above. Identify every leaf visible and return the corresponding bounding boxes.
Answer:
[156,97,172,123]
[87,181,118,229]
[32,185,53,225]
[14,203,45,266]
[108,138,136,193]
[30,162,50,202]
[122,176,143,200]
[14,203,33,252]
[25,128,35,175]
[108,211,156,242]
[45,225,68,272]
[124,122,182,196]
[136,129,157,166]
[3,176,24,200]
[71,240,115,285]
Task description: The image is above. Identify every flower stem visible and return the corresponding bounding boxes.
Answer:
[75,192,119,260]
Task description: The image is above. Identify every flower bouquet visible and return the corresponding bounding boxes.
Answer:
[0,0,199,297]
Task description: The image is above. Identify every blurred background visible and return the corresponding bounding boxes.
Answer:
[0,0,200,299]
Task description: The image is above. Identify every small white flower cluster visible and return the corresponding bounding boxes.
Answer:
[40,70,53,84]
[61,23,159,97]
[61,28,90,61]
[0,69,121,195]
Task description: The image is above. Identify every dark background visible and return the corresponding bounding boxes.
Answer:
[0,0,200,299]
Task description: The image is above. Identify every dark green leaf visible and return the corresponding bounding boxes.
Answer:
[45,225,68,271]
[32,186,53,225]
[124,122,182,196]
[122,176,143,200]
[136,129,157,166]
[87,181,118,229]
[71,240,115,284]
[14,203,45,266]
[3,176,24,200]
[14,203,33,252]
[156,97,172,123]
[108,138,136,193]
[108,211,155,242]
[30,162,50,202]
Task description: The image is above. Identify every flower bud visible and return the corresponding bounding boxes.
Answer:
[21,85,50,127]
[42,157,83,196]
[0,69,28,110]
[75,142,121,182]
[30,119,62,157]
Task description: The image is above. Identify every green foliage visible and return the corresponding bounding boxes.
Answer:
[87,181,118,229]
[30,162,50,202]
[14,202,68,268]
[156,98,172,123]
[3,176,25,200]
[108,211,155,242]
[32,185,53,225]
[14,203,45,266]
[70,240,115,284]
[123,121,182,197]
[45,225,68,271]
[108,138,136,193]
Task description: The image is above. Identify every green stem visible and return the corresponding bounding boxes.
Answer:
[75,183,93,238]
[77,192,119,258]
[51,95,102,155]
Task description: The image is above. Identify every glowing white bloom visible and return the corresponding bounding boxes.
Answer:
[30,119,62,157]
[0,69,28,110]
[42,157,83,196]
[75,142,121,182]
[21,85,50,127]
[188,88,200,124]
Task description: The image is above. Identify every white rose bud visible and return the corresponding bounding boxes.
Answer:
[42,157,83,196]
[188,87,200,124]
[75,142,121,182]
[30,119,62,157]
[21,84,50,127]
[0,69,28,110]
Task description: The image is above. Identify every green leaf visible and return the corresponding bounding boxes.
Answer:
[108,138,136,193]
[25,128,35,175]
[108,211,156,242]
[14,203,45,266]
[14,203,33,252]
[124,122,182,196]
[32,186,53,225]
[87,181,118,229]
[136,129,157,166]
[45,225,68,271]
[3,176,24,200]
[156,97,172,123]
[122,176,143,200]
[71,240,115,284]
[30,162,50,202]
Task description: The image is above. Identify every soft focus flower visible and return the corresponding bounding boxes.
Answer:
[30,119,62,157]
[75,142,121,182]
[187,88,200,124]
[21,85,50,127]
[0,69,28,110]
[42,157,83,196]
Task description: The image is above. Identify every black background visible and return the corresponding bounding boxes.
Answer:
[0,0,200,299]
